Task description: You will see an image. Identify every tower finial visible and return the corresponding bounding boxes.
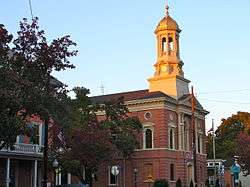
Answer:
[165,0,169,16]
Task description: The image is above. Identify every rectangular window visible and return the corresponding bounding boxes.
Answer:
[169,128,174,150]
[197,134,202,154]
[27,122,39,144]
[197,135,201,153]
[145,129,153,149]
[17,135,25,144]
[170,164,175,181]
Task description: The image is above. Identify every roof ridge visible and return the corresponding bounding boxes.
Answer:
[91,89,149,98]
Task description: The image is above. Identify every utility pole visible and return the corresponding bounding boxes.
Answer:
[212,119,216,185]
[43,119,49,187]
[28,0,34,19]
[191,86,197,186]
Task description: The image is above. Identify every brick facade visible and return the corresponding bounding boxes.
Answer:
[92,90,208,187]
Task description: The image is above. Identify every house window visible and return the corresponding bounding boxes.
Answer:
[170,164,175,181]
[169,128,175,150]
[17,135,25,144]
[27,123,39,144]
[109,166,119,186]
[17,122,41,144]
[145,129,153,149]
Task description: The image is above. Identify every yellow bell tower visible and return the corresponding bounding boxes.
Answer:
[148,3,190,99]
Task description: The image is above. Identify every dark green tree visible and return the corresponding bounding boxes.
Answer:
[154,179,169,187]
[100,97,142,158]
[207,112,249,166]
[176,178,182,187]
[55,87,142,187]
[189,180,194,187]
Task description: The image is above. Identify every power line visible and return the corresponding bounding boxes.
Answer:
[199,98,250,105]
[198,88,250,95]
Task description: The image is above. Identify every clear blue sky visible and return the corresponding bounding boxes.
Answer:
[2,0,250,130]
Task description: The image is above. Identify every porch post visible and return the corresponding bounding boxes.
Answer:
[58,171,62,185]
[67,173,71,184]
[6,158,10,187]
[34,160,38,187]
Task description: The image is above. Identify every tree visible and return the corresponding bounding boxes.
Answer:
[235,132,250,175]
[207,112,249,166]
[0,18,76,148]
[0,18,77,186]
[55,87,142,186]
[176,178,182,187]
[154,179,169,187]
[189,180,194,187]
[100,97,142,158]
[0,23,25,149]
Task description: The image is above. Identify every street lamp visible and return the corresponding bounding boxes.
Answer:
[52,159,59,187]
[133,168,138,187]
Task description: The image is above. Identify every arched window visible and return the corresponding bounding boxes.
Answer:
[145,129,153,149]
[168,37,174,51]
[162,37,167,52]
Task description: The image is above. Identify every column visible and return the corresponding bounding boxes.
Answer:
[67,173,71,184]
[34,160,38,187]
[178,113,183,150]
[6,158,10,187]
[58,171,62,185]
[166,34,169,54]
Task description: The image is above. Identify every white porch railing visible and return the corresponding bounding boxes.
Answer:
[0,143,43,155]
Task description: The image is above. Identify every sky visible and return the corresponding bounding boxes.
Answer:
[1,0,250,131]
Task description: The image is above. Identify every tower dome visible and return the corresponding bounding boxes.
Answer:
[155,15,181,34]
[148,4,190,99]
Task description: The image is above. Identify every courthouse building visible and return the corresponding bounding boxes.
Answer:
[91,4,209,187]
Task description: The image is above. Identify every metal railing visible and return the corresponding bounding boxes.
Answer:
[0,143,43,155]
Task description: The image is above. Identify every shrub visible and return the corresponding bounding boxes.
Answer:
[189,180,194,187]
[205,179,210,187]
[154,179,169,187]
[215,179,220,187]
[176,178,182,187]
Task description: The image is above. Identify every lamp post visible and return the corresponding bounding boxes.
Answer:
[133,168,138,187]
[52,159,59,187]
